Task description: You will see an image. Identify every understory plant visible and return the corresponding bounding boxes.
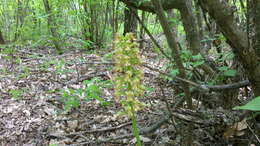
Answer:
[61,77,111,111]
[113,33,145,146]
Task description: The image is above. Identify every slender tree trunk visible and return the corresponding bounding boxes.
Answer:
[139,11,146,49]
[123,5,137,35]
[150,0,192,112]
[100,2,109,45]
[251,0,260,57]
[167,9,178,38]
[195,0,204,42]
[178,0,214,76]
[14,0,22,41]
[14,0,29,41]
[114,0,120,33]
[42,0,62,54]
[150,1,192,145]
[90,2,98,44]
[82,0,92,42]
[0,30,5,44]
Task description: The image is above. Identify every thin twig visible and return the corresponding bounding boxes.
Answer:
[133,11,172,61]
[66,121,133,136]
[246,121,260,143]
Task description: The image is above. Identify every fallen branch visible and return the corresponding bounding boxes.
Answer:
[70,107,249,145]
[205,80,250,91]
[66,121,132,136]
[143,64,250,92]
[71,115,170,145]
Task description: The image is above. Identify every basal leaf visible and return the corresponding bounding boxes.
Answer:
[223,69,237,77]
[233,96,260,111]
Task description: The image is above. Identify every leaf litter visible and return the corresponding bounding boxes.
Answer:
[0,44,253,146]
[0,45,172,146]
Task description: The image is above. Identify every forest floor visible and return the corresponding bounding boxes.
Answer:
[0,44,178,146]
[0,44,256,146]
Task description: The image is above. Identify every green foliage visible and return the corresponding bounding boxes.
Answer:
[170,69,179,77]
[218,52,235,62]
[19,66,30,79]
[1,47,16,61]
[233,96,260,111]
[61,88,81,111]
[218,66,237,77]
[40,60,56,71]
[201,34,226,43]
[40,59,73,74]
[54,59,67,74]
[191,54,205,67]
[163,50,205,81]
[60,77,111,111]
[1,47,15,55]
[82,77,111,106]
[145,86,154,97]
[9,89,25,99]
[223,69,237,77]
[75,39,94,50]
[181,50,205,68]
[136,0,150,6]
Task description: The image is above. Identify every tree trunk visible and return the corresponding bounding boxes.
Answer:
[150,0,191,108]
[0,30,5,44]
[120,0,260,96]
[199,0,260,96]
[178,0,215,76]
[151,1,193,144]
[139,11,146,49]
[42,0,62,54]
[251,0,260,57]
[123,6,137,35]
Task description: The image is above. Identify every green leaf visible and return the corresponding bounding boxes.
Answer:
[170,69,179,77]
[200,37,216,42]
[219,34,227,41]
[218,66,229,71]
[192,60,204,67]
[9,89,24,99]
[225,53,235,60]
[77,88,83,96]
[192,54,203,60]
[223,69,236,77]
[146,87,154,92]
[233,96,260,111]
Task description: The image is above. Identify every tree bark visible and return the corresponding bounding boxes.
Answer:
[178,0,215,75]
[150,0,191,108]
[139,11,146,49]
[0,30,5,44]
[123,6,138,35]
[43,0,62,54]
[119,0,181,13]
[151,0,193,144]
[251,0,260,57]
[119,0,260,96]
[199,0,260,96]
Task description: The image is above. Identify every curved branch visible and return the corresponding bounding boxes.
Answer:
[119,0,181,13]
[205,80,250,91]
[143,64,250,92]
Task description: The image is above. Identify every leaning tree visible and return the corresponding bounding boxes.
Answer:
[119,0,260,98]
